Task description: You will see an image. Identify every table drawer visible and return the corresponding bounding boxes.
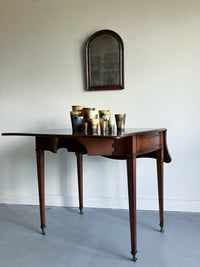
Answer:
[78,138,114,155]
[136,133,161,154]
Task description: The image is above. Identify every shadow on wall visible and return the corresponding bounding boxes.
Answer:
[0,137,78,204]
[0,138,37,196]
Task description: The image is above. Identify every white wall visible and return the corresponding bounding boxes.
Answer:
[0,0,200,212]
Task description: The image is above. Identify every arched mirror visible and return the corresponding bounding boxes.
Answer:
[85,30,124,91]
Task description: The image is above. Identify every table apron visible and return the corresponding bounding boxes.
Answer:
[35,131,167,159]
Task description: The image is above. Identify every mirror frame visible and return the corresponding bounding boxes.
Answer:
[85,29,124,91]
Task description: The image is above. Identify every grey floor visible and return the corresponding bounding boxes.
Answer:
[0,204,199,267]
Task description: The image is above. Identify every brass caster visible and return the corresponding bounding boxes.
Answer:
[160,225,164,233]
[133,256,138,262]
[80,208,84,215]
[41,227,46,235]
[131,250,138,262]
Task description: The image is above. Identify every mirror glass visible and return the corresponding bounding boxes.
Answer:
[86,30,124,91]
[89,34,119,86]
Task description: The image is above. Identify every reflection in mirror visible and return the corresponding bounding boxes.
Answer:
[86,30,124,91]
[90,35,119,86]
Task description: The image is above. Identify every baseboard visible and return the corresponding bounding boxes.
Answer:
[0,194,199,212]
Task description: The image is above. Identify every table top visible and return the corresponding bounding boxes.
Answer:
[2,128,166,139]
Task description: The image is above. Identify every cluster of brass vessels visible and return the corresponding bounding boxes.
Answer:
[70,105,125,134]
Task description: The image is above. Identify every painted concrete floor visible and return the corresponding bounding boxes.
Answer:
[0,204,199,267]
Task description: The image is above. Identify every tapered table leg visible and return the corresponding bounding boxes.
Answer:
[156,148,164,232]
[127,156,137,262]
[76,153,83,214]
[36,148,46,235]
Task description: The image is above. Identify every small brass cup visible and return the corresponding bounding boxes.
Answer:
[90,118,99,134]
[70,111,83,132]
[83,108,96,123]
[99,110,110,121]
[108,119,115,133]
[115,113,126,132]
[72,105,86,115]
[87,110,98,120]
[86,110,98,131]
[72,105,86,111]
[100,118,108,133]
